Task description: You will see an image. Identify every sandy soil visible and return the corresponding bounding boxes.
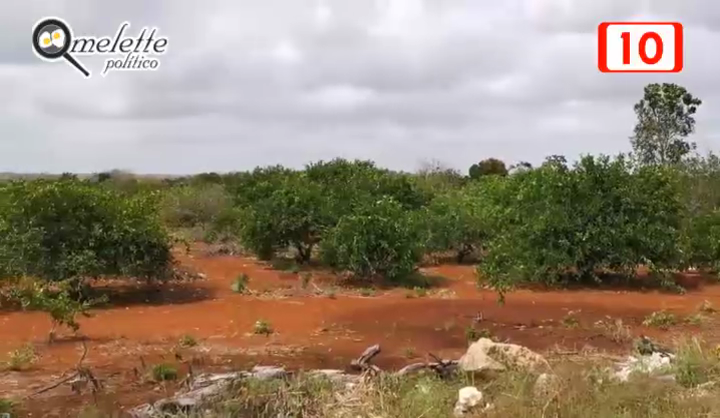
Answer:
[2,245,719,417]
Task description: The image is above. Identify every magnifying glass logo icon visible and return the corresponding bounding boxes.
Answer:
[32,18,90,77]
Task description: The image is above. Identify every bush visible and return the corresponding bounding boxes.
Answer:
[476,155,685,299]
[677,153,720,270]
[160,183,230,228]
[225,165,296,208]
[321,197,423,282]
[418,185,490,262]
[238,173,329,262]
[305,158,430,217]
[0,179,174,286]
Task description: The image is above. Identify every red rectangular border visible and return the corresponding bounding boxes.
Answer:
[598,22,683,73]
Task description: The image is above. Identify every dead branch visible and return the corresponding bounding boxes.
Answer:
[27,371,80,397]
[350,344,382,374]
[349,345,459,379]
[26,339,102,398]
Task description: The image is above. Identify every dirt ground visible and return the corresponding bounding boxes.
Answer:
[3,245,720,417]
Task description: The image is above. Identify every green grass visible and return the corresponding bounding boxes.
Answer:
[177,334,198,348]
[151,363,178,382]
[253,319,274,336]
[0,398,15,414]
[231,273,250,294]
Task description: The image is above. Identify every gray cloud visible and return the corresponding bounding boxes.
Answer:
[1,0,719,174]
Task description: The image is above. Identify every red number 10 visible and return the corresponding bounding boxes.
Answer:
[621,31,663,65]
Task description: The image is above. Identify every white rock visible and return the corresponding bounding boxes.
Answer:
[614,352,674,382]
[453,386,483,417]
[459,338,549,373]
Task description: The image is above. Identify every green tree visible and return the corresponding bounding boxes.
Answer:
[160,183,230,228]
[225,165,296,208]
[320,197,422,282]
[418,185,489,263]
[238,173,329,262]
[413,159,467,195]
[469,158,508,179]
[476,155,685,300]
[0,179,174,287]
[631,83,702,166]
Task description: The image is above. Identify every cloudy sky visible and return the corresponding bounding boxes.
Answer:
[2,0,719,174]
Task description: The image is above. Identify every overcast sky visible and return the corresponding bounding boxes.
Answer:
[2,1,719,174]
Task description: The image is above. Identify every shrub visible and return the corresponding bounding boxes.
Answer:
[237,173,328,262]
[178,334,198,348]
[253,319,274,336]
[160,183,230,228]
[225,165,296,208]
[205,206,245,243]
[476,155,685,300]
[0,179,174,287]
[418,185,490,262]
[151,363,178,381]
[305,159,430,214]
[3,343,38,371]
[320,197,423,283]
[231,273,250,294]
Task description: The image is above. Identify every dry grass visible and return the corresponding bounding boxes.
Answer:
[75,337,720,418]
[2,343,38,371]
[594,317,633,343]
[642,310,678,329]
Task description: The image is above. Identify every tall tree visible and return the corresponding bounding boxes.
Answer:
[630,83,702,166]
[469,158,508,179]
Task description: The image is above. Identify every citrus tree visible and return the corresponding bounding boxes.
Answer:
[237,172,330,262]
[476,155,685,300]
[320,197,423,282]
[418,185,490,262]
[0,178,174,340]
[0,179,174,286]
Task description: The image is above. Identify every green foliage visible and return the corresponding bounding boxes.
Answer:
[225,165,296,208]
[631,83,702,166]
[205,206,244,243]
[231,273,250,294]
[160,183,230,228]
[305,158,430,215]
[321,197,423,282]
[476,155,685,299]
[177,334,198,348]
[226,159,429,263]
[238,173,328,262]
[0,398,15,414]
[468,158,508,179]
[253,319,274,336]
[677,153,720,271]
[418,185,490,262]
[151,363,178,381]
[413,160,467,195]
[0,179,174,285]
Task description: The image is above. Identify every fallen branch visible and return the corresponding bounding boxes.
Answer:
[350,344,382,375]
[27,371,80,397]
[26,339,101,398]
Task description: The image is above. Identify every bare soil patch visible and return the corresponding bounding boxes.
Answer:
[3,244,720,416]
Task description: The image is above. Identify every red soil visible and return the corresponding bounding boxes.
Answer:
[2,245,719,417]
